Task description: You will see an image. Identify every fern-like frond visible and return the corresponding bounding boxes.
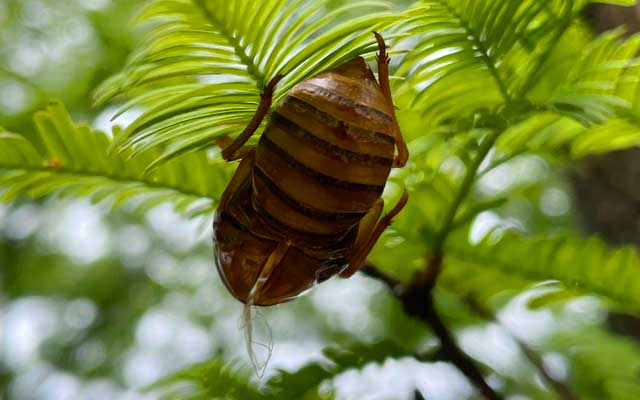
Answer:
[543,30,640,125]
[148,341,415,400]
[145,359,261,400]
[496,115,640,159]
[438,253,530,306]
[96,0,401,166]
[0,103,229,216]
[495,30,640,158]
[445,229,640,310]
[397,0,640,146]
[396,0,571,126]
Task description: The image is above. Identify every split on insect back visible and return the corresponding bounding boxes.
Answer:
[212,32,409,376]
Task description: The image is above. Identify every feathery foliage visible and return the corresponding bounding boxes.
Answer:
[445,229,640,310]
[496,29,640,158]
[96,0,401,167]
[370,191,640,311]
[148,341,418,400]
[4,0,640,398]
[396,0,573,125]
[145,359,262,400]
[0,103,229,216]
[397,0,640,156]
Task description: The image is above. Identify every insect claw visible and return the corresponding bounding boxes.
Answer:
[259,75,283,100]
[267,74,283,90]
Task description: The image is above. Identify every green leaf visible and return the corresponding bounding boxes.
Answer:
[147,341,416,400]
[0,102,230,216]
[96,0,402,166]
[570,118,640,157]
[397,0,571,126]
[492,30,640,159]
[144,359,262,400]
[545,30,640,125]
[446,229,640,310]
[526,288,584,309]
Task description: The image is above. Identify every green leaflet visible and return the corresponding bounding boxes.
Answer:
[545,30,640,125]
[581,0,636,5]
[96,0,401,167]
[0,102,230,217]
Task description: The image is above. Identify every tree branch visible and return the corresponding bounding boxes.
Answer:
[363,258,580,400]
[362,260,502,400]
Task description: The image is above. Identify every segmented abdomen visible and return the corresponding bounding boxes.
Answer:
[253,57,397,237]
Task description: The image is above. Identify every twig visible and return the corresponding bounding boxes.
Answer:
[466,298,580,400]
[361,260,502,400]
[360,263,403,293]
[404,255,502,400]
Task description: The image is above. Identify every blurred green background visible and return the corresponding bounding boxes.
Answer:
[2,1,640,400]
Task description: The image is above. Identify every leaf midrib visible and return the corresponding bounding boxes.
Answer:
[192,0,265,88]
[435,0,513,103]
[0,163,216,202]
[446,242,637,308]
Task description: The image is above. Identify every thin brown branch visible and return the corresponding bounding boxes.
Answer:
[466,298,580,400]
[361,258,502,400]
[360,263,403,292]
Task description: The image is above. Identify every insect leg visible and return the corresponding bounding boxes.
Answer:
[220,75,283,161]
[219,147,255,210]
[248,240,291,304]
[374,32,409,168]
[340,191,409,278]
[374,31,392,103]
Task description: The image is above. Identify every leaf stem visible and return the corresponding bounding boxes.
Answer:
[0,163,215,203]
[361,262,503,400]
[437,0,513,104]
[192,0,265,88]
[433,128,502,251]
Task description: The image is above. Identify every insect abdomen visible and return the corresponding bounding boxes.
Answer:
[253,57,397,236]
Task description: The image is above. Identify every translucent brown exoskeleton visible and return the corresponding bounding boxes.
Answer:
[212,33,408,375]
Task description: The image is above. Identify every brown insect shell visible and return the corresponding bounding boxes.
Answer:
[214,57,397,306]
